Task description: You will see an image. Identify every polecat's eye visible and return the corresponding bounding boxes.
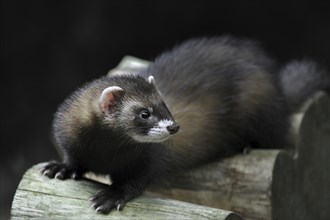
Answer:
[140,110,151,119]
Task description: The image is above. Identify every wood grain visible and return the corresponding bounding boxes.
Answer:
[11,163,242,220]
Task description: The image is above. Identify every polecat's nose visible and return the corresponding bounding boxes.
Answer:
[167,123,180,134]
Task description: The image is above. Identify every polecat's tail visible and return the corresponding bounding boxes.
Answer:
[279,60,330,112]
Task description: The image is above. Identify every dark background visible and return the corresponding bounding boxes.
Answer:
[1,0,329,218]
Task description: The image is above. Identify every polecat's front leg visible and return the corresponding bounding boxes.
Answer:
[90,173,151,214]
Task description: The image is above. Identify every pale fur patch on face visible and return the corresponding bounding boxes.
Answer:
[131,134,170,143]
[158,119,174,128]
[131,119,174,143]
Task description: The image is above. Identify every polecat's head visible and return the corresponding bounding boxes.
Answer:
[98,75,180,143]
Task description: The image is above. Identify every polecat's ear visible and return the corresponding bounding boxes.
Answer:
[148,75,155,84]
[99,86,124,114]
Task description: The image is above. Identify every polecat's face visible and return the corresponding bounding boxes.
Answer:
[127,101,180,143]
[99,75,180,143]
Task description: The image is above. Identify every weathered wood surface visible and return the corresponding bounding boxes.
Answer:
[272,93,330,220]
[11,163,243,220]
[107,55,150,77]
[149,150,279,220]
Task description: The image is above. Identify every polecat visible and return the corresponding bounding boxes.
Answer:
[42,36,329,214]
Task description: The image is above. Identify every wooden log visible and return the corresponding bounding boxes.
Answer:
[272,92,330,220]
[148,150,280,220]
[107,55,150,76]
[11,163,243,220]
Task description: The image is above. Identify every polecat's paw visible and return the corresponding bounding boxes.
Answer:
[90,189,125,214]
[41,161,83,180]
